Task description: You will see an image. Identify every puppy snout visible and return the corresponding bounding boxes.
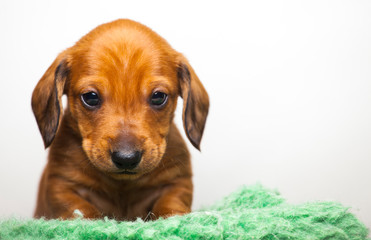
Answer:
[111,150,142,170]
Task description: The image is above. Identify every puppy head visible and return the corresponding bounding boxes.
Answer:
[32,19,209,179]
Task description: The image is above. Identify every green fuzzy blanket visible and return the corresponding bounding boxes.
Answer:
[0,184,368,240]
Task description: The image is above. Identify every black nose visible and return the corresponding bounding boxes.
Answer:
[111,151,142,170]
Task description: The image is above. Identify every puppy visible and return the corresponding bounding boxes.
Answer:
[31,19,209,220]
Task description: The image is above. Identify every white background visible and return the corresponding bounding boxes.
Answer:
[0,0,370,229]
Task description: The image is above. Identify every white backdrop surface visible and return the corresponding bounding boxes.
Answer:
[0,0,370,228]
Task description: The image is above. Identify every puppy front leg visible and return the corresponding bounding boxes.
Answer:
[151,178,193,219]
[47,184,102,219]
[58,194,102,220]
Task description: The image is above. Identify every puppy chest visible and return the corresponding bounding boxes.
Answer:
[76,186,163,220]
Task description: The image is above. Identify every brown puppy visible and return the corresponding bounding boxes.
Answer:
[31,19,209,220]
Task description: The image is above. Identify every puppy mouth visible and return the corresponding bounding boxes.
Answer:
[116,170,137,175]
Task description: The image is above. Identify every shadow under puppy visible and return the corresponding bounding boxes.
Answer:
[31,19,209,220]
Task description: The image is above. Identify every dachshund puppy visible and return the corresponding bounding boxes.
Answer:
[31,19,209,220]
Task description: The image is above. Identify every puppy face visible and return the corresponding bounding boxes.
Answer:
[32,19,209,180]
[69,36,179,179]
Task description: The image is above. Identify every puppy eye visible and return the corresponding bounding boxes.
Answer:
[151,91,168,107]
[81,91,101,108]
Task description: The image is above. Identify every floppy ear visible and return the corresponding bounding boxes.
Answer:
[31,52,70,148]
[177,57,209,150]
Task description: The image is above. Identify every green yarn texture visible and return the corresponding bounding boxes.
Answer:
[0,184,368,240]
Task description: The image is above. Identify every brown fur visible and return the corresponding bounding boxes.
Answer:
[31,19,209,220]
